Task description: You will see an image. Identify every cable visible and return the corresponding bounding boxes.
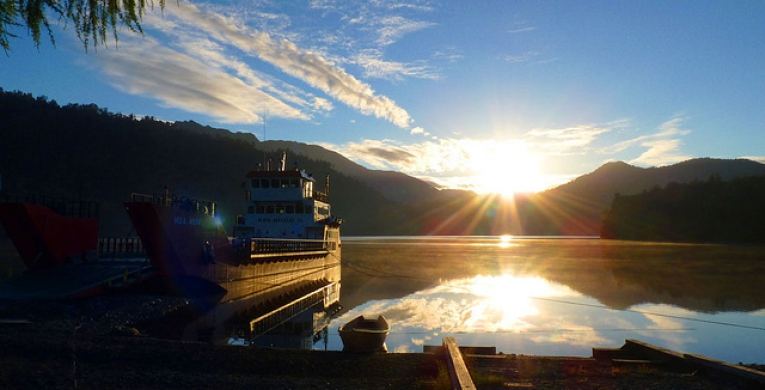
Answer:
[342,261,765,332]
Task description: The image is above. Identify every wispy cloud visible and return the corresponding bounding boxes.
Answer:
[95,36,305,124]
[508,26,537,34]
[93,1,414,128]
[742,156,765,165]
[603,116,692,166]
[323,137,567,193]
[375,16,435,46]
[355,49,439,80]
[527,124,616,154]
[505,50,541,63]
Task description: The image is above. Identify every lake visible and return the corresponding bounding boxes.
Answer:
[322,236,765,364]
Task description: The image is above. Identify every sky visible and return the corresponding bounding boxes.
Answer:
[2,1,764,196]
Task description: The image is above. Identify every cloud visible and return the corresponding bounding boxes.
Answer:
[742,156,765,164]
[603,116,692,166]
[355,50,439,80]
[376,16,435,46]
[629,139,690,166]
[95,36,304,124]
[505,50,541,63]
[174,3,414,127]
[94,1,414,128]
[410,126,430,136]
[508,26,537,34]
[527,124,614,154]
[324,137,567,193]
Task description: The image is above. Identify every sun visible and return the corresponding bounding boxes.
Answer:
[466,140,546,196]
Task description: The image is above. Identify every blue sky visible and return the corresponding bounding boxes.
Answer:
[2,1,764,195]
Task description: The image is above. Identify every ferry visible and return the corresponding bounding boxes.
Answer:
[124,152,342,303]
[0,196,152,299]
[0,195,99,270]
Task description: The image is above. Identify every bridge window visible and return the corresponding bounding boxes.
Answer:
[286,205,294,214]
[276,205,285,214]
[256,205,264,214]
[261,179,270,188]
[266,205,274,214]
[295,203,304,214]
[304,205,313,214]
[289,178,299,188]
[271,178,280,188]
[251,179,260,188]
[248,205,255,214]
[304,181,313,198]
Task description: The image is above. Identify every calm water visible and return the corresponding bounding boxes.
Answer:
[321,236,765,363]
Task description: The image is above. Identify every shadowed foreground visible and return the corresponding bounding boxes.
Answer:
[0,295,761,390]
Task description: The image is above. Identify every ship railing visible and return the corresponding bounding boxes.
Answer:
[235,238,328,255]
[129,192,216,217]
[249,281,339,337]
[1,194,99,219]
[312,190,329,203]
[98,237,147,259]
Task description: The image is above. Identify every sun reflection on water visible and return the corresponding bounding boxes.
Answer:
[498,235,514,248]
[336,273,581,342]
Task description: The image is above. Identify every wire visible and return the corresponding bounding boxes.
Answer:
[342,261,765,332]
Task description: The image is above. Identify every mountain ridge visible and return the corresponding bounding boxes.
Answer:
[2,89,764,238]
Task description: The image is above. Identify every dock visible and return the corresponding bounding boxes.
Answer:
[0,259,152,299]
[425,338,765,389]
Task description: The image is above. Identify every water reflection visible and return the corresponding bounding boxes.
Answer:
[330,237,765,363]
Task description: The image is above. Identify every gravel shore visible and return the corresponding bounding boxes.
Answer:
[0,294,761,389]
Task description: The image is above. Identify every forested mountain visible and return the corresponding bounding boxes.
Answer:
[601,175,765,243]
[0,90,416,237]
[2,88,764,240]
[520,159,765,236]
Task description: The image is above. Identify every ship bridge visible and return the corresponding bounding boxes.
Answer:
[235,168,333,240]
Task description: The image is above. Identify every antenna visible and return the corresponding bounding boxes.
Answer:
[261,110,268,170]
[263,110,268,141]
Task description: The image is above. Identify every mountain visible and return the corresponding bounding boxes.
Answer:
[2,88,764,239]
[552,158,765,207]
[0,90,418,237]
[173,120,260,145]
[519,158,765,236]
[601,175,765,243]
[258,140,438,204]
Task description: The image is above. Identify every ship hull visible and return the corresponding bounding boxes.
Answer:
[0,202,98,270]
[124,201,340,302]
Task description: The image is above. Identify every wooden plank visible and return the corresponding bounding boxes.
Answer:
[621,339,690,369]
[424,345,497,356]
[442,337,477,390]
[685,354,765,385]
[592,347,622,360]
[612,359,664,367]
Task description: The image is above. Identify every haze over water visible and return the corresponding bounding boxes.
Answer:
[326,237,765,363]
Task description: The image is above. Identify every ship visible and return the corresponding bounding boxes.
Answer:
[0,195,99,270]
[124,152,342,303]
[0,195,152,299]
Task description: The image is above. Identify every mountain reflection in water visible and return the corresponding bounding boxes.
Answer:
[330,237,765,364]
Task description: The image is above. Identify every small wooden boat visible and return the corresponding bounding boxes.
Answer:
[338,315,390,352]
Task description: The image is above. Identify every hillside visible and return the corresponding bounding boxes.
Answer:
[516,158,765,236]
[0,90,417,237]
[601,175,765,243]
[2,88,764,239]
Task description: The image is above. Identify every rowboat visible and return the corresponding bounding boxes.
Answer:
[338,315,390,352]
